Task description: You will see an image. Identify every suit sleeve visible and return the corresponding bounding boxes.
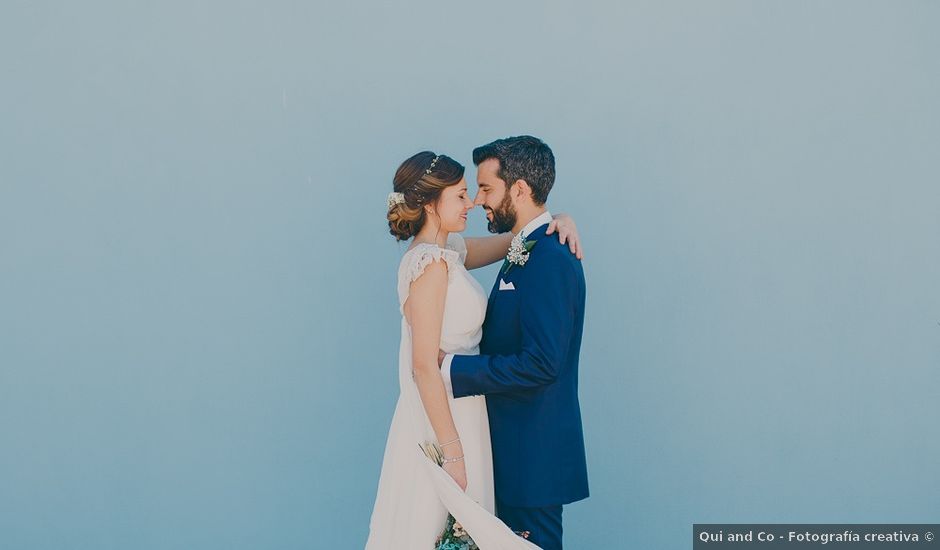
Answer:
[450,253,578,396]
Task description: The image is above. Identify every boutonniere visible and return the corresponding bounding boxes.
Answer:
[501,233,538,275]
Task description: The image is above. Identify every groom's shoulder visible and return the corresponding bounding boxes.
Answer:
[534,233,571,257]
[531,231,583,273]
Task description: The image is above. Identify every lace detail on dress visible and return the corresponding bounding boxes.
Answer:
[408,244,460,283]
[397,243,462,313]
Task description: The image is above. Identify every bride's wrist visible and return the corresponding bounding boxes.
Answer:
[442,443,463,459]
[440,436,461,456]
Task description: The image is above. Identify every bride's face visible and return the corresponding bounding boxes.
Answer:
[433,178,474,233]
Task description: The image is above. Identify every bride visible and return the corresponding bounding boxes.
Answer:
[366,151,581,549]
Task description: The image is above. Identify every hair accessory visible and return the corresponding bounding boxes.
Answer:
[425,155,440,175]
[387,191,405,209]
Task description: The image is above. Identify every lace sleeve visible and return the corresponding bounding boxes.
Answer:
[409,245,459,282]
[397,244,461,311]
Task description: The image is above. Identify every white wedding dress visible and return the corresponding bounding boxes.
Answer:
[366,233,540,549]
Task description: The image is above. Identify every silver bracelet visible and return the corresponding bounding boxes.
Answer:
[440,437,461,448]
[442,455,464,464]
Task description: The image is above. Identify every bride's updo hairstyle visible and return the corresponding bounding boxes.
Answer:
[387,151,465,241]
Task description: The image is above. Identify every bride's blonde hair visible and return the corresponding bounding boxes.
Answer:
[387,151,465,241]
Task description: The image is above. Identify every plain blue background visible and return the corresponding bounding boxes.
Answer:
[2,2,938,548]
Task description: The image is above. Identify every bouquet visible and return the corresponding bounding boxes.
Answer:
[420,442,480,549]
[420,442,532,549]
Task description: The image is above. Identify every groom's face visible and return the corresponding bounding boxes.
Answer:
[474,158,517,234]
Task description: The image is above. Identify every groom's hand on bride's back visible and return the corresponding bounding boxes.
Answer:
[547,213,584,260]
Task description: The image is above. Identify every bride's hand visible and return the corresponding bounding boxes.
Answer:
[442,460,468,492]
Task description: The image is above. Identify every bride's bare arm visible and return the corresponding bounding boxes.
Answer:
[463,212,583,270]
[404,257,468,491]
[463,232,513,270]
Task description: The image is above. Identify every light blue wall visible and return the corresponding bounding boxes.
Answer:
[2,2,937,548]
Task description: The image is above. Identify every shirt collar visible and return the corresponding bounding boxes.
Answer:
[517,210,553,240]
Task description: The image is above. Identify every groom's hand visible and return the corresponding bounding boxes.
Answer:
[547,213,584,259]
[438,349,446,368]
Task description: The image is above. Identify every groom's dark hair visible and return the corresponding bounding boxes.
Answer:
[472,135,555,206]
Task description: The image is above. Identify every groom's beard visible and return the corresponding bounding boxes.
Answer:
[485,194,517,234]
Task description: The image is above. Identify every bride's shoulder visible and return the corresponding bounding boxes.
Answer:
[399,242,461,284]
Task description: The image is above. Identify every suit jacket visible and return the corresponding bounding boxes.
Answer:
[450,223,589,507]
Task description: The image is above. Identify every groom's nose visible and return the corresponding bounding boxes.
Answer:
[473,193,485,206]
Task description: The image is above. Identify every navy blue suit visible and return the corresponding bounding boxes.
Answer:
[450,222,589,548]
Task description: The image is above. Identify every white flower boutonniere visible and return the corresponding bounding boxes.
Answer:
[501,233,538,275]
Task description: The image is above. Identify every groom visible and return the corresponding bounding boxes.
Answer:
[438,135,589,550]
